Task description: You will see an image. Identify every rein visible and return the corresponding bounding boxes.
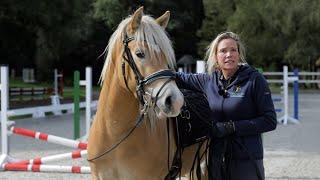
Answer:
[87,34,176,162]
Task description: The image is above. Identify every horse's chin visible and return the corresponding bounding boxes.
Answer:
[154,106,180,119]
[157,110,167,119]
[152,106,164,119]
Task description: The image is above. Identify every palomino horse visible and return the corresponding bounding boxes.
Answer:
[88,7,207,180]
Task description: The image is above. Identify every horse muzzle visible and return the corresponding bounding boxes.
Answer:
[154,82,184,118]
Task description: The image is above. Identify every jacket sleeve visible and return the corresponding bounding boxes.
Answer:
[234,73,277,136]
[175,72,209,93]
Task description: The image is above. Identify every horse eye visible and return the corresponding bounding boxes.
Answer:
[135,50,145,59]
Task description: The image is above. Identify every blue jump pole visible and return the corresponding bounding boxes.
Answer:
[293,68,299,120]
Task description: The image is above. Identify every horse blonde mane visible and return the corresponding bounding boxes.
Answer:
[100,14,176,84]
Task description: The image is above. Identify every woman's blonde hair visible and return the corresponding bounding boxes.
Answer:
[205,31,247,73]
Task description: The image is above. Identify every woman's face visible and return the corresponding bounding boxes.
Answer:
[216,38,240,72]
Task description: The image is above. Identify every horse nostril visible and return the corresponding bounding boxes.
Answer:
[165,95,172,109]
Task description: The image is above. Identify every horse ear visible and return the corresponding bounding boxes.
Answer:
[156,11,170,29]
[128,6,144,34]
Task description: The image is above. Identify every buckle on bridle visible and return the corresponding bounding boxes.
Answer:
[123,36,135,45]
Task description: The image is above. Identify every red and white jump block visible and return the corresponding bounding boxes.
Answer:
[0,126,91,174]
[2,164,90,174]
[10,127,87,149]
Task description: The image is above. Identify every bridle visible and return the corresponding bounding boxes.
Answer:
[121,34,176,108]
[87,33,176,162]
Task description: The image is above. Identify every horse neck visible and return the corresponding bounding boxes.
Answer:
[96,62,173,137]
[95,42,175,150]
[97,64,141,132]
[94,62,178,171]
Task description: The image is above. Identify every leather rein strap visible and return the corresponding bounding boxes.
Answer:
[87,34,176,162]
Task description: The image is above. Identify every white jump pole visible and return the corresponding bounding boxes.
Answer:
[196,60,205,73]
[54,69,58,96]
[14,150,87,165]
[0,66,9,165]
[54,69,63,96]
[51,69,64,115]
[278,66,299,125]
[85,67,92,136]
[79,67,92,139]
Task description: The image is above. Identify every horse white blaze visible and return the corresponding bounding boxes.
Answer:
[150,80,184,118]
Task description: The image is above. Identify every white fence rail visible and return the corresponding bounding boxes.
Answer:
[263,71,320,85]
[4,101,97,118]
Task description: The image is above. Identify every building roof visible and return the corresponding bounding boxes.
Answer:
[177,55,195,65]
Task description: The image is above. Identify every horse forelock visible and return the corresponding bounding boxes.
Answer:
[136,15,176,68]
[99,14,176,85]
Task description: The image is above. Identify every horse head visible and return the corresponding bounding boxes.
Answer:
[101,7,184,120]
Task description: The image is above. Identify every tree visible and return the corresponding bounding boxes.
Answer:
[0,0,93,80]
[228,0,320,70]
[196,0,236,58]
[92,0,205,59]
[197,0,320,71]
[227,0,284,69]
[92,0,128,28]
[147,0,205,59]
[34,1,93,80]
[275,0,320,71]
[0,0,40,70]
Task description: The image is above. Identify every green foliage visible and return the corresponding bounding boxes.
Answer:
[154,0,204,58]
[9,77,51,88]
[92,0,205,59]
[257,0,320,70]
[227,0,284,68]
[0,1,38,68]
[34,1,94,80]
[2,0,320,78]
[92,0,127,28]
[196,0,235,57]
[1,0,94,79]
[197,0,320,71]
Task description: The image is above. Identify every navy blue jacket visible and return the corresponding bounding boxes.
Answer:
[176,64,277,160]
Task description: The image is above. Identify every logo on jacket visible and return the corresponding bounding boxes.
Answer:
[235,85,241,93]
[230,85,244,97]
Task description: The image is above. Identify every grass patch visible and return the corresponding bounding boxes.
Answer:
[8,77,100,99]
[269,84,282,94]
[9,114,32,120]
[62,88,86,98]
[9,78,52,88]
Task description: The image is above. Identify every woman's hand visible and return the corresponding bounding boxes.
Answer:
[211,121,235,138]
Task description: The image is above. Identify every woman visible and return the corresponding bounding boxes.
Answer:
[175,31,277,180]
